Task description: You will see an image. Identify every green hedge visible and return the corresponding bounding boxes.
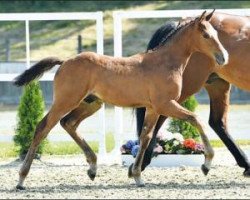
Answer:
[14,81,46,159]
[168,95,200,140]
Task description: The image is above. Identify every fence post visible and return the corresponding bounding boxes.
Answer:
[77,35,82,54]
[112,12,124,156]
[96,12,107,158]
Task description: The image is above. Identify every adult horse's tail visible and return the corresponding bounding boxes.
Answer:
[136,21,177,171]
[14,57,63,86]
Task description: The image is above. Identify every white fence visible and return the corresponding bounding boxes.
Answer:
[0,12,107,156]
[0,12,104,81]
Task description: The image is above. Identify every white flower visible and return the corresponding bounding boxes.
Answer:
[172,133,184,142]
[153,144,164,153]
[160,130,174,141]
[173,140,180,146]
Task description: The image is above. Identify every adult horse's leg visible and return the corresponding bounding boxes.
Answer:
[60,96,103,180]
[130,108,159,186]
[155,100,214,175]
[205,77,250,176]
[134,107,167,173]
[140,115,167,171]
[16,102,76,190]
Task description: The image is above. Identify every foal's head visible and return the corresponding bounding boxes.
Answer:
[189,10,228,66]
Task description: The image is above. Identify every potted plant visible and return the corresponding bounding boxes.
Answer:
[120,130,204,167]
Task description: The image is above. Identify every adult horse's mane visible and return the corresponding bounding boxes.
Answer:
[147,18,196,52]
[147,22,191,52]
[146,21,177,50]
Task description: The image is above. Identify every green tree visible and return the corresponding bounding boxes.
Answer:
[14,81,46,159]
[168,95,199,140]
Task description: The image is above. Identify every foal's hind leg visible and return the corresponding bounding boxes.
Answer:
[155,100,214,175]
[60,98,103,181]
[16,103,76,190]
[129,108,159,186]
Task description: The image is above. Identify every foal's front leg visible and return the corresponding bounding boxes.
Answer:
[155,100,214,175]
[129,108,158,186]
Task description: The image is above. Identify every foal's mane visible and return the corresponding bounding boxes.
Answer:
[147,17,197,52]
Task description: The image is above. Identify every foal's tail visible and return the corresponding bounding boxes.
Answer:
[13,57,63,87]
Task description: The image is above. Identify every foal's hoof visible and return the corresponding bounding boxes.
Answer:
[201,164,209,176]
[134,177,145,187]
[128,164,133,178]
[16,184,26,190]
[243,169,250,177]
[87,169,96,181]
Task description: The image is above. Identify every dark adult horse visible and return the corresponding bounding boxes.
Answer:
[136,12,250,176]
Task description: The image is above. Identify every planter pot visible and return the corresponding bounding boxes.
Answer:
[121,154,204,167]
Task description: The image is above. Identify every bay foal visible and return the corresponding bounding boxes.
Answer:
[137,11,250,176]
[14,11,228,188]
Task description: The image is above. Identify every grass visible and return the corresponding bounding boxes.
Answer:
[45,132,115,155]
[197,104,250,111]
[0,132,115,159]
[210,140,250,148]
[0,1,250,61]
[0,142,17,158]
[1,138,249,159]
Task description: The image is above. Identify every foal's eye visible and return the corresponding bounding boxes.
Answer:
[203,33,210,39]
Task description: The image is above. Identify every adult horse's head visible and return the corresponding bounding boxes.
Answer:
[190,10,229,66]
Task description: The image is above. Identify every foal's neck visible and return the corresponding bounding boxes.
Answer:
[152,25,195,73]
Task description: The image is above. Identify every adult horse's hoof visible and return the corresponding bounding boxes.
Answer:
[243,169,250,177]
[16,184,26,190]
[128,164,133,178]
[201,164,209,176]
[87,169,96,181]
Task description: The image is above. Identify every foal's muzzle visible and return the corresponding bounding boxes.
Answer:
[214,52,228,66]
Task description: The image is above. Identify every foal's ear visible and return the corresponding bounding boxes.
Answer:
[198,11,207,22]
[205,9,215,21]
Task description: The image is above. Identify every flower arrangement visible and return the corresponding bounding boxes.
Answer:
[121,130,204,158]
[120,140,140,157]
